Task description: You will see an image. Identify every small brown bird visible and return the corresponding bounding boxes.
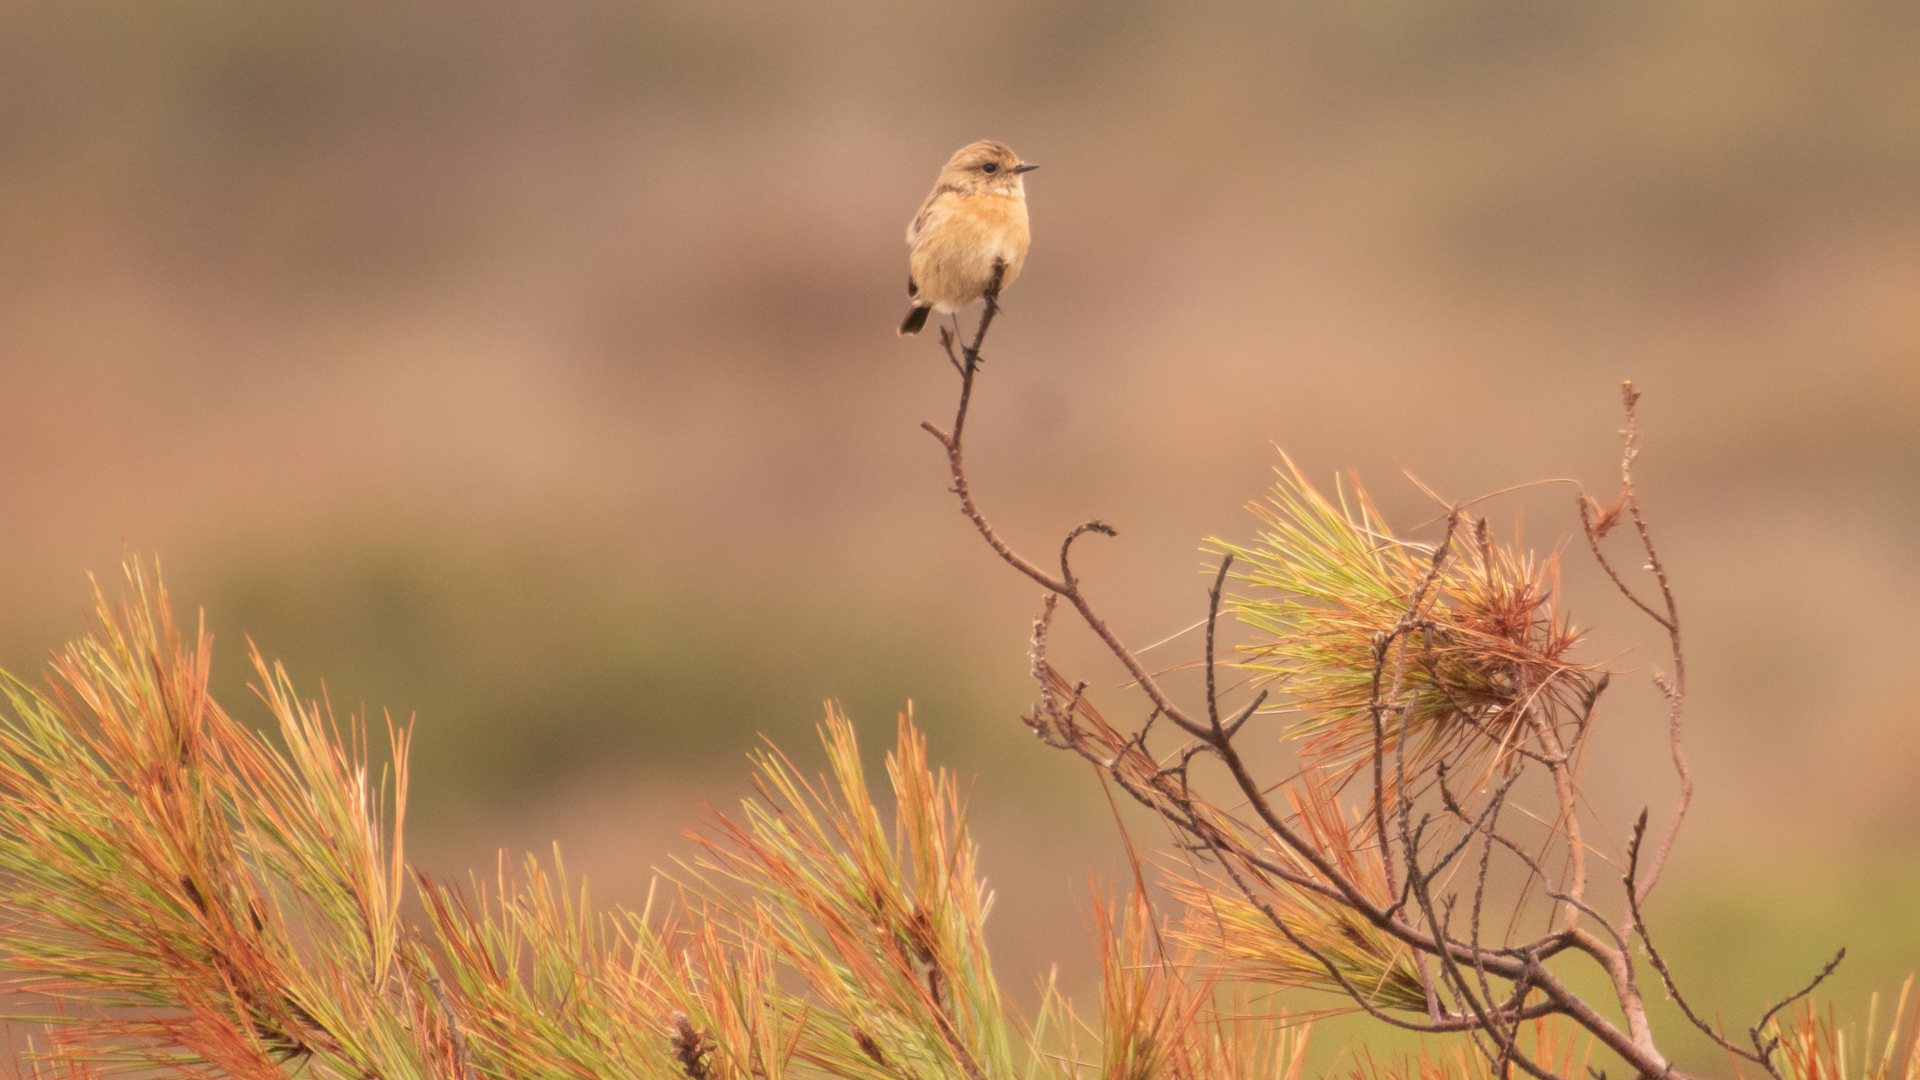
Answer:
[898,139,1037,336]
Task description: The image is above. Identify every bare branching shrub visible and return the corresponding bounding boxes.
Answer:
[919,268,1882,1080]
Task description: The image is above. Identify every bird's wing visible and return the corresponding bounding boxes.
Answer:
[907,185,960,246]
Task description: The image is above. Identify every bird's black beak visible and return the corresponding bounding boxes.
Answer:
[1013,161,1039,173]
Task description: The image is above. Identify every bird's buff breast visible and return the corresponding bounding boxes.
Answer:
[909,193,1030,311]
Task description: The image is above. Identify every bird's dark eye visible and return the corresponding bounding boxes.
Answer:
[981,162,999,174]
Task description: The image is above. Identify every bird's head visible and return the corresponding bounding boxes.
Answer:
[938,140,1038,197]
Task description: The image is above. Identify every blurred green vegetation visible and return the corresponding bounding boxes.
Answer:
[193,536,1015,823]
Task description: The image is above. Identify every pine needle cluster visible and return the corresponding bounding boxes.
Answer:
[0,565,431,1080]
[1217,454,1591,785]
[0,560,1320,1080]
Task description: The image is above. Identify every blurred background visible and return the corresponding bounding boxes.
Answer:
[2,1,1917,1073]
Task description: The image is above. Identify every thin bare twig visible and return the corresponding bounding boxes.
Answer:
[1622,809,1768,1072]
[1206,557,1233,734]
[1581,383,1692,907]
[920,264,1214,742]
[1373,515,1459,901]
[1750,948,1847,1068]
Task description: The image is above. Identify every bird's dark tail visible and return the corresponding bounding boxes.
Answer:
[898,306,930,336]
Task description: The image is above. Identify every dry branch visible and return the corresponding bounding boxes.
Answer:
[916,305,1857,1080]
